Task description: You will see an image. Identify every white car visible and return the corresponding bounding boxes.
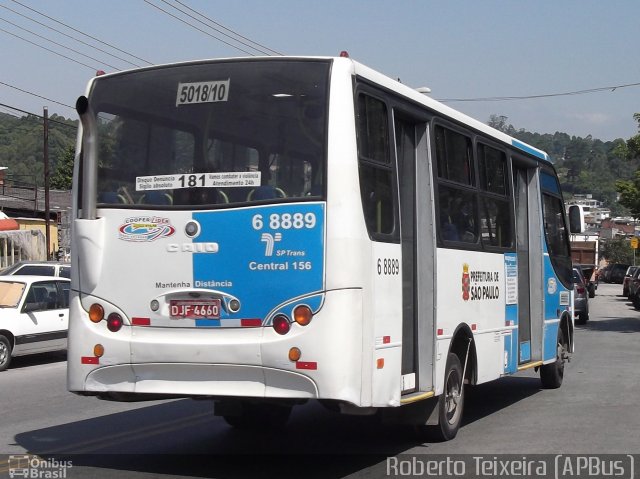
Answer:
[0,261,71,278]
[0,276,70,371]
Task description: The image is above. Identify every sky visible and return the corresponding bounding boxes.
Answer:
[0,0,638,142]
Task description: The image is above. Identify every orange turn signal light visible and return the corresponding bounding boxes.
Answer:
[293,305,313,326]
[288,347,301,362]
[93,344,105,358]
[89,303,104,323]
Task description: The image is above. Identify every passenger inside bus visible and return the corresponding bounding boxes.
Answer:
[439,192,459,241]
[452,197,476,242]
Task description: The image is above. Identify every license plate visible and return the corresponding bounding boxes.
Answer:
[169,299,221,319]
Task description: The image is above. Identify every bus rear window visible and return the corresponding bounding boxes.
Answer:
[89,60,329,207]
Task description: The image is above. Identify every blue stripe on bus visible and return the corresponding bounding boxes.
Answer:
[512,139,547,160]
[519,341,531,362]
[542,255,563,361]
[504,253,518,374]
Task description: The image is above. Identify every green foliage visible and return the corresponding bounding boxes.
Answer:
[50,145,75,190]
[600,238,635,264]
[0,112,77,187]
[490,114,640,212]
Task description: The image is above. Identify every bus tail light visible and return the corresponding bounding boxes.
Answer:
[93,344,104,357]
[107,313,123,332]
[273,315,290,335]
[293,305,313,326]
[89,304,104,323]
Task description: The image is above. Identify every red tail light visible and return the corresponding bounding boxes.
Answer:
[107,313,123,332]
[577,287,586,295]
[273,315,290,335]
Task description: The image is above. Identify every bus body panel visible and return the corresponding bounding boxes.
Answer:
[74,204,325,330]
[370,242,403,407]
[436,248,509,386]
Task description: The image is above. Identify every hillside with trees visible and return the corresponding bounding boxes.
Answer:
[488,114,640,216]
[0,112,77,188]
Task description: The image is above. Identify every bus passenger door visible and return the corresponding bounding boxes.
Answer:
[395,116,434,394]
[513,165,532,363]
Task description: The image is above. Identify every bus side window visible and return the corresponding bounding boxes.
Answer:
[356,93,397,239]
[478,143,513,248]
[434,125,478,245]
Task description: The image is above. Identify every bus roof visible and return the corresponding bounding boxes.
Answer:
[347,58,551,164]
[87,55,551,165]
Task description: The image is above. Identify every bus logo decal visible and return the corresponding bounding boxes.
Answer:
[118,216,176,242]
[166,242,219,253]
[462,263,471,301]
[261,233,282,256]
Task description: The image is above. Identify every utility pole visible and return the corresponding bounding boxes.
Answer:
[43,106,51,260]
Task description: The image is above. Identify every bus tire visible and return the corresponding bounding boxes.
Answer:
[434,353,465,441]
[0,335,12,372]
[540,328,566,389]
[222,402,292,430]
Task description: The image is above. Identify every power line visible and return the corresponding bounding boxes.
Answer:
[165,0,282,56]
[9,0,153,66]
[0,80,75,110]
[438,81,640,103]
[0,101,77,129]
[143,0,258,56]
[0,25,100,70]
[0,104,20,117]
[0,3,143,68]
[0,15,121,71]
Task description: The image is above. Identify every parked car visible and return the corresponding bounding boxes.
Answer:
[572,267,589,324]
[604,263,629,284]
[0,261,70,278]
[0,275,70,371]
[622,266,638,297]
[575,263,597,298]
[629,268,640,307]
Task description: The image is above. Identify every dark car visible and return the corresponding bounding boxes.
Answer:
[622,266,638,296]
[606,264,630,284]
[629,268,640,308]
[572,267,589,324]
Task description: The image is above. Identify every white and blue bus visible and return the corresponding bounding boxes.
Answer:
[68,55,577,440]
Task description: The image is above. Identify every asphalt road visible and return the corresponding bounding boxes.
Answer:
[1,282,638,478]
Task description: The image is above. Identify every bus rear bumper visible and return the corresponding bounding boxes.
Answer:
[68,288,364,404]
[82,363,319,399]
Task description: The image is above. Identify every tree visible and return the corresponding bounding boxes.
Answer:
[50,145,74,190]
[616,171,640,219]
[600,238,634,265]
[615,114,640,218]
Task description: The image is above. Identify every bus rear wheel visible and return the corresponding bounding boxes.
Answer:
[433,353,465,441]
[540,328,567,389]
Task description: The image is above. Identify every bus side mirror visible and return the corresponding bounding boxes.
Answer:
[568,205,583,233]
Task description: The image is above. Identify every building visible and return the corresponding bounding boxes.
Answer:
[0,172,71,265]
